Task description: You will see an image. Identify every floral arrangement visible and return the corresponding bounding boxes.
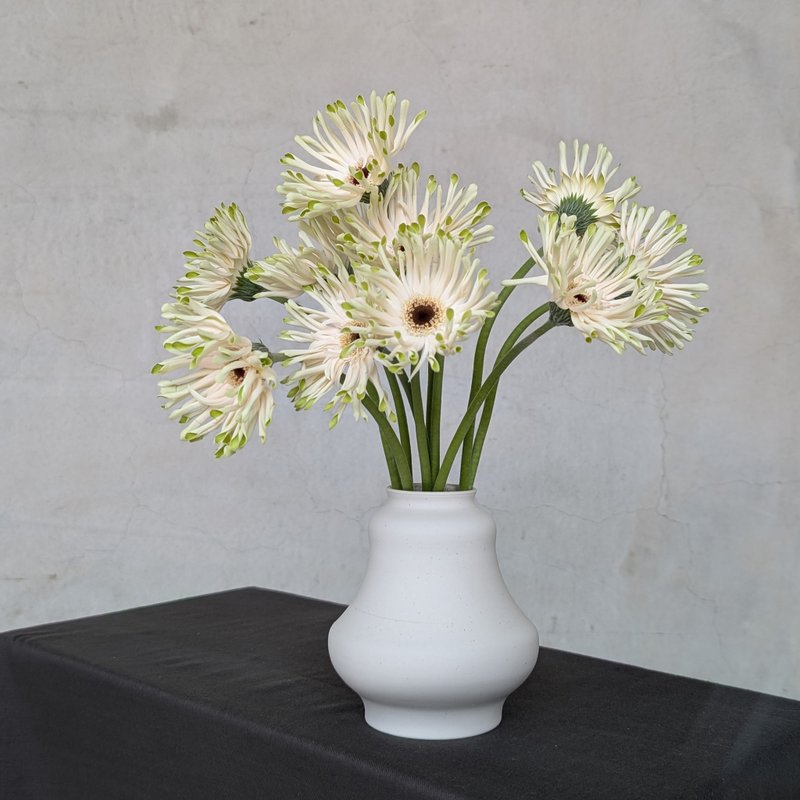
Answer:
[153,91,709,491]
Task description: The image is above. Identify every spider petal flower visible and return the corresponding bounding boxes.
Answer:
[280,264,388,427]
[350,232,497,373]
[523,141,639,235]
[619,203,709,353]
[278,91,426,219]
[335,164,493,263]
[154,310,276,457]
[175,204,252,310]
[154,299,233,363]
[298,213,349,261]
[505,214,660,353]
[246,236,325,299]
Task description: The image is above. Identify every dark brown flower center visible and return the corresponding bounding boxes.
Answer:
[228,367,247,386]
[348,163,370,185]
[565,278,593,310]
[403,295,444,335]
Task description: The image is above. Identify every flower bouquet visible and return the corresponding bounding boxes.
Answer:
[154,91,708,739]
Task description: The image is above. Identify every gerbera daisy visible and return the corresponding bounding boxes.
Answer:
[245,236,325,300]
[619,202,709,353]
[280,264,388,427]
[523,141,639,235]
[505,214,661,353]
[155,319,276,458]
[348,231,497,373]
[297,213,349,261]
[278,91,426,219]
[154,298,233,364]
[175,204,251,310]
[333,163,493,263]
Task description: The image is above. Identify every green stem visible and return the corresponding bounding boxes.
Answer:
[379,429,402,489]
[466,303,549,488]
[429,356,444,477]
[367,384,401,489]
[434,319,556,491]
[362,394,413,490]
[426,362,434,454]
[410,372,432,490]
[384,369,413,483]
[396,369,413,405]
[460,257,535,488]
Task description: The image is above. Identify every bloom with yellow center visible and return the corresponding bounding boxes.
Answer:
[278,91,426,220]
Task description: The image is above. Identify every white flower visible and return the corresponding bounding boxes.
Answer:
[155,299,233,362]
[154,304,276,457]
[523,141,639,235]
[349,231,497,373]
[619,202,687,268]
[245,236,324,299]
[280,264,389,427]
[278,91,426,219]
[176,204,251,310]
[298,213,349,261]
[333,164,493,263]
[619,203,709,353]
[505,214,661,353]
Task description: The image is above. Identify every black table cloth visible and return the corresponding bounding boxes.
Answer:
[1,588,799,799]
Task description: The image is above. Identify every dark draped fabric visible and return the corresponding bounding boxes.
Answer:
[1,587,798,799]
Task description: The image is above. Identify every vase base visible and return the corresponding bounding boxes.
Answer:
[362,699,504,740]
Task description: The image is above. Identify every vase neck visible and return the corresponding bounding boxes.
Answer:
[384,486,478,512]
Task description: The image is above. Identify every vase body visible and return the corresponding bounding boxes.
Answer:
[328,488,539,740]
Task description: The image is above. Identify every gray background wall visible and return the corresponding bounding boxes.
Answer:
[2,1,798,699]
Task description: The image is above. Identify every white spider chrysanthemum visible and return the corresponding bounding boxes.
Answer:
[154,307,276,458]
[278,91,426,219]
[349,232,497,373]
[619,203,709,353]
[154,299,234,363]
[158,340,276,457]
[297,214,348,261]
[175,204,251,310]
[523,141,640,235]
[332,163,493,263]
[245,236,325,299]
[505,214,662,353]
[280,265,389,427]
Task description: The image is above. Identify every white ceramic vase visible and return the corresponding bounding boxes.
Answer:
[328,487,539,740]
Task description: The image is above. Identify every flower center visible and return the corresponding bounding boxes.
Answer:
[348,162,371,186]
[565,279,593,310]
[228,367,247,386]
[339,331,360,349]
[402,295,444,335]
[339,323,369,360]
[556,193,597,237]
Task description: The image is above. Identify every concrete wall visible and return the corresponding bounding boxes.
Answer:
[2,0,798,698]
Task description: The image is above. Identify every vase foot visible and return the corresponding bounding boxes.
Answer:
[362,699,504,740]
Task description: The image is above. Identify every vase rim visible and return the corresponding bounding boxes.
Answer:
[386,484,476,497]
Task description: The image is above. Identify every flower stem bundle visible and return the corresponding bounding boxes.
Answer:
[154,92,709,488]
